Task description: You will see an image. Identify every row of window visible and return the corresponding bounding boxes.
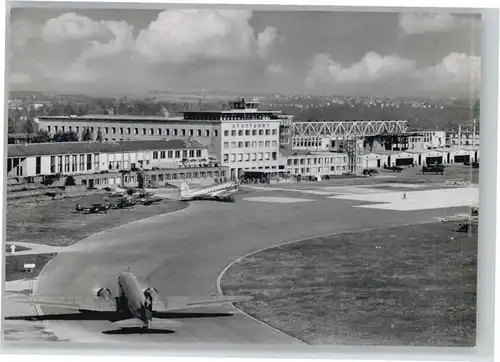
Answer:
[223,140,278,149]
[287,165,347,174]
[223,152,278,163]
[152,149,202,160]
[50,154,94,174]
[223,129,277,137]
[7,157,26,176]
[87,169,227,186]
[287,157,348,166]
[46,125,217,138]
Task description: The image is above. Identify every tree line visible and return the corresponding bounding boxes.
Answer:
[18,127,98,144]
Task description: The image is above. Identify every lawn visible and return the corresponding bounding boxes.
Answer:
[6,195,187,247]
[5,253,57,282]
[220,221,477,347]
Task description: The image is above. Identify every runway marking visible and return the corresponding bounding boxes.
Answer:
[330,187,479,211]
[243,196,314,203]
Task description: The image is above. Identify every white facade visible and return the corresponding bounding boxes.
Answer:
[7,144,209,178]
[359,153,384,169]
[285,152,349,176]
[220,119,281,179]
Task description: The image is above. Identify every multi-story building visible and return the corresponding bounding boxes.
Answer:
[6,139,228,188]
[283,150,349,178]
[446,121,480,148]
[36,98,283,180]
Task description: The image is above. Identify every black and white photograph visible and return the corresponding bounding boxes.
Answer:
[3,5,480,348]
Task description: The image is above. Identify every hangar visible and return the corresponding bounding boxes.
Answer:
[359,153,383,169]
[421,150,445,165]
[435,148,479,164]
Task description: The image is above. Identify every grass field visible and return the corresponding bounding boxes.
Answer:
[220,221,477,346]
[5,253,57,282]
[6,194,187,247]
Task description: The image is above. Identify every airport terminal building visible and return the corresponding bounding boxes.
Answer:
[7,139,229,188]
[36,98,283,180]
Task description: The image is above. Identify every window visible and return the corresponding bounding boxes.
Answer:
[244,153,250,161]
[231,154,236,162]
[265,141,270,147]
[205,130,210,137]
[94,154,99,170]
[189,150,195,158]
[259,141,264,147]
[50,156,56,173]
[231,130,236,136]
[175,150,181,158]
[168,151,173,159]
[120,128,124,135]
[153,151,159,159]
[272,152,277,160]
[150,128,154,135]
[165,173,171,180]
[47,126,51,133]
[224,142,229,149]
[112,127,116,134]
[224,130,229,137]
[223,154,229,162]
[134,128,138,135]
[189,129,194,136]
[259,130,263,136]
[258,153,263,160]
[160,151,166,159]
[142,128,146,135]
[165,129,170,136]
[245,141,250,148]
[62,126,65,132]
[64,155,70,172]
[251,141,257,148]
[238,141,244,148]
[265,152,270,160]
[55,126,58,132]
[192,172,199,179]
[182,150,188,158]
[251,153,256,161]
[79,155,85,171]
[245,130,250,136]
[196,150,201,157]
[197,129,202,136]
[238,130,243,136]
[238,153,243,161]
[172,173,178,180]
[36,156,42,175]
[57,156,63,173]
[272,129,277,135]
[173,129,178,136]
[231,142,237,148]
[252,130,257,136]
[265,130,270,136]
[272,141,277,146]
[214,130,218,137]
[87,154,92,171]
[127,128,131,135]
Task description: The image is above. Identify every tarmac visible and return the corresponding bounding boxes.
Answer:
[3,167,479,345]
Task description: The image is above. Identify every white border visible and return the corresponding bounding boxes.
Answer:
[1,1,499,362]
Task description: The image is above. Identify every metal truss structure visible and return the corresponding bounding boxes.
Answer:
[292,120,408,138]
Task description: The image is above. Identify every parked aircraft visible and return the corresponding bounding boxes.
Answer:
[178,181,239,202]
[75,203,110,214]
[14,271,252,332]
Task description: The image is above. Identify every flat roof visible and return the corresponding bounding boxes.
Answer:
[8,139,206,158]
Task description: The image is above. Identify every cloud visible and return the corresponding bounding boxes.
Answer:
[305,51,480,96]
[135,9,280,63]
[266,63,286,76]
[398,13,466,35]
[41,13,111,43]
[306,52,415,86]
[9,19,40,50]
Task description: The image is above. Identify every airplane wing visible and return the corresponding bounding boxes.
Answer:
[162,295,253,311]
[12,294,117,312]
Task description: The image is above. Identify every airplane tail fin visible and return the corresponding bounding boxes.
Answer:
[179,181,190,198]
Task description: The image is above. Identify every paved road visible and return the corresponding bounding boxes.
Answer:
[32,182,470,345]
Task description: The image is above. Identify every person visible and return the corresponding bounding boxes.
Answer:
[403,192,407,200]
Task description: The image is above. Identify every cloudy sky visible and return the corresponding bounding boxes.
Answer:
[8,8,481,98]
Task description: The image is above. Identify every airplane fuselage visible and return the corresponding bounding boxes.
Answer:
[179,181,238,201]
[117,272,152,328]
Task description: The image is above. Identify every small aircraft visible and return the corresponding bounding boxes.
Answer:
[14,271,252,332]
[178,181,239,202]
[136,196,163,206]
[75,203,110,214]
[111,198,136,209]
